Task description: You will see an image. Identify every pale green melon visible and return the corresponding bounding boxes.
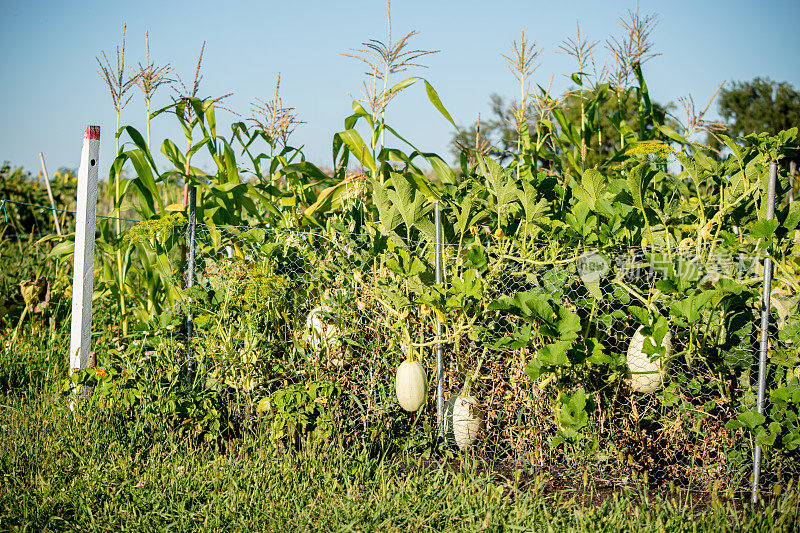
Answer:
[444,394,484,449]
[627,325,672,394]
[306,305,344,365]
[395,360,427,412]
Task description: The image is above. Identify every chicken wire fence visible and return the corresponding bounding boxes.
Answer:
[174,219,799,493]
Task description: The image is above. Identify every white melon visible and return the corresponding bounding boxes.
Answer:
[395,360,427,412]
[627,325,672,394]
[306,305,344,364]
[444,394,484,449]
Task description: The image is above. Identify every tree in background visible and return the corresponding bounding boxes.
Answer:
[708,78,799,198]
[710,78,799,172]
[714,77,800,139]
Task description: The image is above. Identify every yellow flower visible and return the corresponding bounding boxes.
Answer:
[125,213,182,245]
[625,142,674,158]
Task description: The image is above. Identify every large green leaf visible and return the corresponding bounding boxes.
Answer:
[125,149,164,218]
[488,291,553,322]
[304,177,360,218]
[538,341,571,367]
[371,178,402,232]
[223,142,240,184]
[516,181,548,225]
[422,153,456,184]
[626,162,651,215]
[160,139,186,173]
[423,80,458,131]
[336,129,376,173]
[119,126,158,169]
[670,290,716,323]
[386,173,430,232]
[478,156,518,227]
[389,76,419,95]
[573,169,605,211]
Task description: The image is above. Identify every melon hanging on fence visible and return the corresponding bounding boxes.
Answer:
[305,305,345,366]
[627,325,672,394]
[443,394,484,450]
[395,359,427,412]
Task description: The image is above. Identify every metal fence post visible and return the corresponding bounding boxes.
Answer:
[186,186,197,383]
[435,201,444,438]
[752,161,777,503]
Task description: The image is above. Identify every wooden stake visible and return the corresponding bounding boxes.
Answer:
[38,152,62,235]
[69,126,100,376]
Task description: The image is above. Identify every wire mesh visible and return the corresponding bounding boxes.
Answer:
[175,222,799,492]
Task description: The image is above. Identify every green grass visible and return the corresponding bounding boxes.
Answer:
[1,340,798,532]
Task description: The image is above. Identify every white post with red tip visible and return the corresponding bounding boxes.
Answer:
[69,126,100,376]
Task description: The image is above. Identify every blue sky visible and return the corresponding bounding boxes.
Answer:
[1,0,799,177]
